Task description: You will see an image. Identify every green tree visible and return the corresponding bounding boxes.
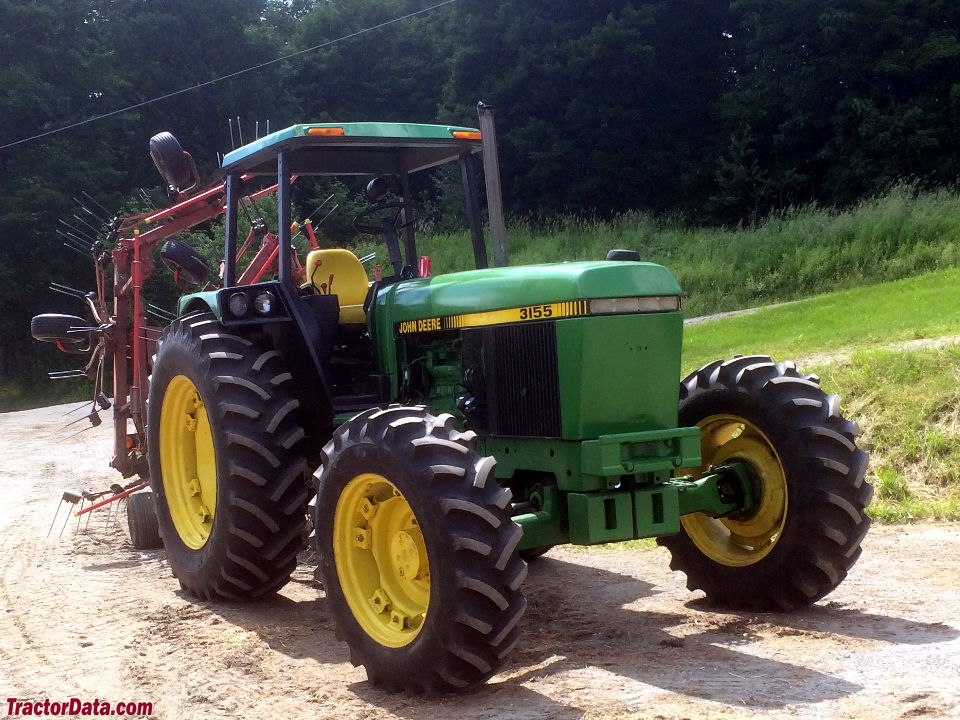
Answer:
[715,0,960,218]
[440,1,735,218]
[0,0,294,406]
[0,0,122,393]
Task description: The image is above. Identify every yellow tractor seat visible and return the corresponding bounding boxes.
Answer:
[304,248,370,323]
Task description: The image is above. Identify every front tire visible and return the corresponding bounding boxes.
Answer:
[147,312,308,600]
[658,356,872,611]
[314,406,527,694]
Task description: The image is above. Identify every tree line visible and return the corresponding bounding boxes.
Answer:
[1,0,959,396]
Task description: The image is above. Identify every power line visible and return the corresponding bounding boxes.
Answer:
[0,0,461,152]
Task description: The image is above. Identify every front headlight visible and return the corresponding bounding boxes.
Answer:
[254,291,275,315]
[589,296,680,315]
[227,292,250,317]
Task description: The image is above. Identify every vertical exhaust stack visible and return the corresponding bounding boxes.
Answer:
[477,102,509,267]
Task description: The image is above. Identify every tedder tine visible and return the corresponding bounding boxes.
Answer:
[63,243,90,260]
[49,370,88,380]
[47,491,82,539]
[48,282,87,300]
[80,190,112,219]
[61,401,90,416]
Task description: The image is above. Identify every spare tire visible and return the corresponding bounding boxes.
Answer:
[31,313,89,344]
[160,240,211,286]
[149,132,192,190]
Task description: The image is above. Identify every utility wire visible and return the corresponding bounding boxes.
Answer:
[0,0,460,152]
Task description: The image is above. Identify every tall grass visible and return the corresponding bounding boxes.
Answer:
[681,267,960,374]
[356,183,960,317]
[812,346,960,522]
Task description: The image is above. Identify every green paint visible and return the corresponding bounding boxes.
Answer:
[670,461,754,517]
[372,283,403,398]
[420,346,461,416]
[333,410,361,427]
[513,486,569,550]
[517,464,750,547]
[480,436,588,488]
[177,117,743,552]
[178,290,220,319]
[557,313,684,439]
[580,427,701,477]
[376,261,682,324]
[567,491,636,544]
[221,122,482,175]
[633,486,681,537]
[481,427,700,493]
[374,260,682,400]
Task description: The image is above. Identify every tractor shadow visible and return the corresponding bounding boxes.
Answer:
[491,552,959,710]
[349,551,872,719]
[685,596,960,646]
[483,554,861,709]
[198,560,588,719]
[191,550,959,718]
[186,563,352,669]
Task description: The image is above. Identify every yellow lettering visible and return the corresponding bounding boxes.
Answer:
[398,317,442,334]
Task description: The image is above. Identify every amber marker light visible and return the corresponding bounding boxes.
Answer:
[308,127,345,136]
[451,130,482,140]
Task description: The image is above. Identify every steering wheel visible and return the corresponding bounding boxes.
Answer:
[352,200,416,235]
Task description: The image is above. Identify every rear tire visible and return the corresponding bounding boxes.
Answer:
[314,406,527,694]
[127,492,162,549]
[658,356,872,611]
[147,312,308,600]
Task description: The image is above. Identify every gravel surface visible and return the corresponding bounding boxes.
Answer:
[1,403,958,720]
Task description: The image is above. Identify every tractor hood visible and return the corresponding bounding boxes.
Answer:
[377,261,683,324]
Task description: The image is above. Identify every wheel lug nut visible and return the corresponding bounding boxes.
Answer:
[370,588,391,614]
[353,527,371,549]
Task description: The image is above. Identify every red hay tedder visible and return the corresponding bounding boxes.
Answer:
[34,133,321,543]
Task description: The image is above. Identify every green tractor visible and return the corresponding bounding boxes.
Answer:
[147,106,872,694]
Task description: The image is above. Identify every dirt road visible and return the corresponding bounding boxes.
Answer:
[1,403,958,720]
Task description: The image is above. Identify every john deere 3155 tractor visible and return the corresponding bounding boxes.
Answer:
[148,105,872,694]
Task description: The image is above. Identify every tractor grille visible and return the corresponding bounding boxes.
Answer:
[463,321,562,438]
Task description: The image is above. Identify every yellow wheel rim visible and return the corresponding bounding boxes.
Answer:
[681,414,787,567]
[159,375,217,549]
[333,473,429,648]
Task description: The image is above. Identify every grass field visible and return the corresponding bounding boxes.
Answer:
[682,267,960,523]
[812,347,960,522]
[681,266,960,373]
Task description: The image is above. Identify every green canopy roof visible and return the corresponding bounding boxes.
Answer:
[220,122,482,176]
